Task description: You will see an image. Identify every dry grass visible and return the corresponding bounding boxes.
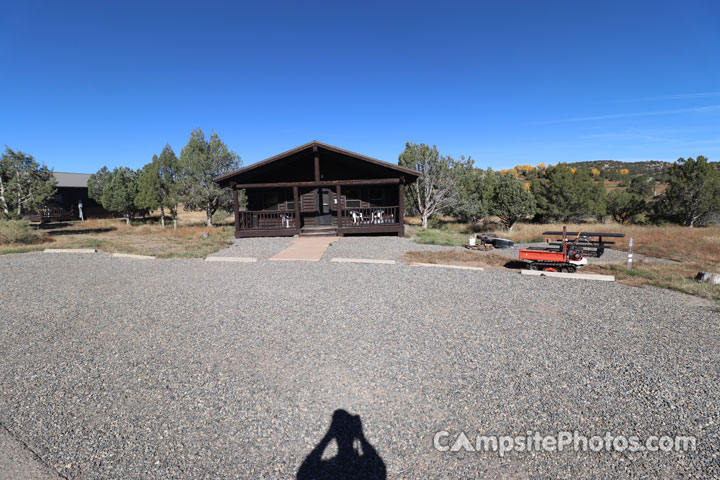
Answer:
[0,214,236,258]
[401,250,515,269]
[406,219,720,302]
[499,223,720,269]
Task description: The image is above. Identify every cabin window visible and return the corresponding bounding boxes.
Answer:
[263,191,280,210]
[368,188,385,205]
[286,199,295,210]
[345,188,362,208]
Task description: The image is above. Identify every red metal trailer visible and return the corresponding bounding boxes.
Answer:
[519,227,625,273]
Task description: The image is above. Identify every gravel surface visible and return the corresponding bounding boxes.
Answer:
[323,236,461,261]
[207,237,294,259]
[1,252,718,479]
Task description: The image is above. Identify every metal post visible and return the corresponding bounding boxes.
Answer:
[626,237,634,270]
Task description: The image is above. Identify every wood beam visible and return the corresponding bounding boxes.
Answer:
[233,187,240,234]
[313,145,320,182]
[293,185,300,230]
[336,184,342,230]
[398,183,405,237]
[234,178,400,189]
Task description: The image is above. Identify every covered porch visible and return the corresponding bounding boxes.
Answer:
[231,178,406,237]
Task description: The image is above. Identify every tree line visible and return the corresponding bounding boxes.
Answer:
[399,142,720,229]
[2,137,719,229]
[87,128,241,227]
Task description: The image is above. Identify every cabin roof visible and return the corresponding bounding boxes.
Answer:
[53,172,91,188]
[214,140,419,186]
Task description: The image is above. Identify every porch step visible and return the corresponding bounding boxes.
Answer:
[300,226,338,236]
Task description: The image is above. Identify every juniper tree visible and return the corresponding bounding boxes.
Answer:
[179,129,241,227]
[91,167,140,225]
[657,156,720,227]
[485,172,536,230]
[135,156,163,225]
[0,147,56,219]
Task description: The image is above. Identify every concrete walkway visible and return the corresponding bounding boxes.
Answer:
[269,236,339,261]
[0,425,60,480]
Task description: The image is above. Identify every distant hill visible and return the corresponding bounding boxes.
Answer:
[564,160,672,176]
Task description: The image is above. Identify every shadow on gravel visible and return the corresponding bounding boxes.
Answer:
[297,409,386,480]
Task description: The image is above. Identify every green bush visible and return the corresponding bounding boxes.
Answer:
[0,220,45,245]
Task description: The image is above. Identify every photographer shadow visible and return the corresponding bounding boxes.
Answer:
[297,409,386,480]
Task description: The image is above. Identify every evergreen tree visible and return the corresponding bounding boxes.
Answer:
[88,166,111,203]
[445,156,487,223]
[96,167,140,225]
[135,156,164,224]
[531,164,606,220]
[485,172,536,230]
[179,129,241,227]
[627,174,654,197]
[0,147,57,219]
[607,190,646,224]
[157,144,182,229]
[657,156,720,227]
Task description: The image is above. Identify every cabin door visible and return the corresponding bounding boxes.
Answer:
[317,188,333,225]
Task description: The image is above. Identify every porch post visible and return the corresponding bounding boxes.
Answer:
[398,181,405,237]
[233,185,241,238]
[293,185,300,230]
[336,184,342,233]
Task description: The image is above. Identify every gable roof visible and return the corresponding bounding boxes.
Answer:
[53,172,91,188]
[214,140,419,186]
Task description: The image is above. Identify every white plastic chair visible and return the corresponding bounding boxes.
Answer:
[371,210,384,224]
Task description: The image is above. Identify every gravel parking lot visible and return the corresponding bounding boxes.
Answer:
[0,250,718,479]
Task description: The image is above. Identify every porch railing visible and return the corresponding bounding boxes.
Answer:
[238,210,297,230]
[25,204,76,222]
[341,206,399,227]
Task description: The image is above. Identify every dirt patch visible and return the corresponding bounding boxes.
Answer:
[401,250,522,269]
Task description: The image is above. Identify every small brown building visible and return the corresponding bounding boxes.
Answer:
[214,141,419,238]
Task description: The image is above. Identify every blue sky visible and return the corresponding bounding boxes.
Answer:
[2,0,719,172]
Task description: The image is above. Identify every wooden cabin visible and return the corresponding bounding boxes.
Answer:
[214,141,420,238]
[26,172,110,223]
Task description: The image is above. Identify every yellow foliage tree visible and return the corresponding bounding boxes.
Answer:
[619,168,629,175]
[591,168,601,176]
[498,169,519,178]
[570,168,577,174]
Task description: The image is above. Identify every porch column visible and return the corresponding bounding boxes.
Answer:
[398,182,405,237]
[233,185,241,238]
[293,185,300,230]
[336,184,342,233]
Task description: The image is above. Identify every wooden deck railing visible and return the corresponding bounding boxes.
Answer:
[25,204,75,222]
[340,206,399,227]
[238,210,297,230]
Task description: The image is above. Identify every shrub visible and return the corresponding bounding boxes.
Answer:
[0,220,45,244]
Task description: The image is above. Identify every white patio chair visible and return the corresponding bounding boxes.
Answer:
[371,209,384,224]
[350,210,363,225]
